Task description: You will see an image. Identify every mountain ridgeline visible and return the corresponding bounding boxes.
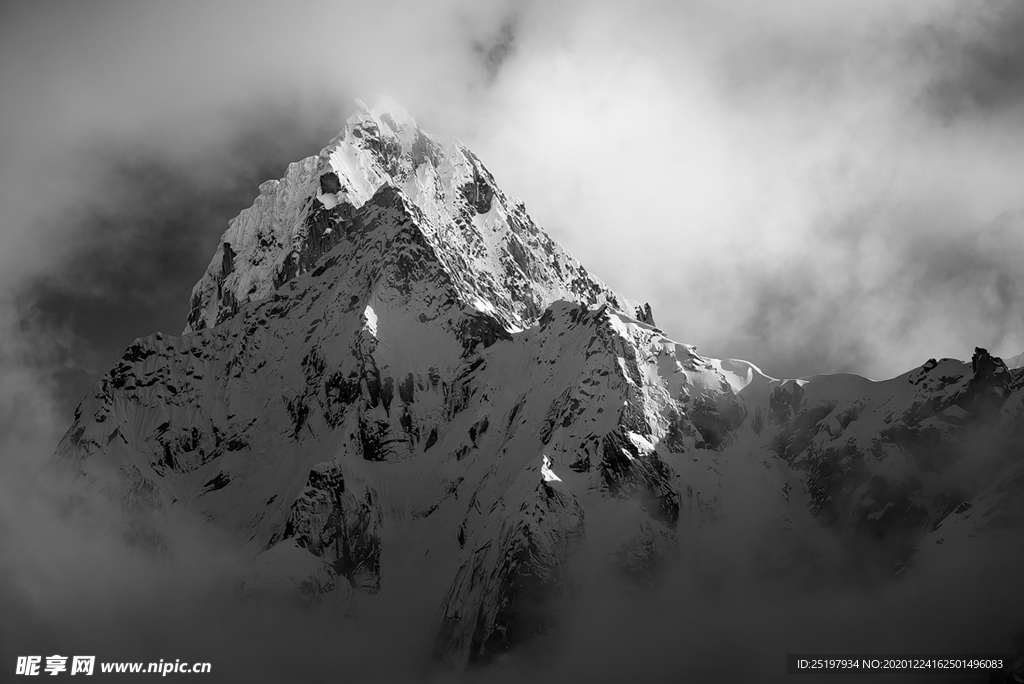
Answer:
[55,101,1024,669]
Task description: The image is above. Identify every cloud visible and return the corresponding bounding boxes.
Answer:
[458,0,1024,379]
[475,17,519,84]
[916,0,1024,123]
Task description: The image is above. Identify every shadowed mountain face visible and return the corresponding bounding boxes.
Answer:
[54,101,1024,673]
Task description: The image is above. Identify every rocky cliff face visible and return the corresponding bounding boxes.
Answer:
[54,101,1024,668]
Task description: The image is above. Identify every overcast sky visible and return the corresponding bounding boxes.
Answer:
[3,0,1024,432]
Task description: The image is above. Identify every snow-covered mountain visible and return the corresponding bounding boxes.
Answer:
[54,101,1024,669]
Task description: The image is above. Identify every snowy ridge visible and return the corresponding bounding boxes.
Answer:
[54,103,1024,668]
[184,99,631,335]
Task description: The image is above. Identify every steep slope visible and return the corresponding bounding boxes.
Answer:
[54,101,1024,669]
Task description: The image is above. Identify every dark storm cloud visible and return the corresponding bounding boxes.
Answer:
[917,0,1024,123]
[16,99,346,421]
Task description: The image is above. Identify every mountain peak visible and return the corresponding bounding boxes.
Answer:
[358,95,418,131]
[184,99,630,335]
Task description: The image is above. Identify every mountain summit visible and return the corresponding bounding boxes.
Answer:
[184,99,630,336]
[55,101,1024,670]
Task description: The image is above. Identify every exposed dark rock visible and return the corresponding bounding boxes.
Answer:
[634,302,655,325]
[458,150,495,215]
[410,129,442,168]
[319,172,342,194]
[202,472,231,493]
[456,313,512,352]
[958,347,1012,419]
[425,427,438,451]
[359,418,390,462]
[599,429,680,526]
[278,462,382,592]
[221,242,236,278]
